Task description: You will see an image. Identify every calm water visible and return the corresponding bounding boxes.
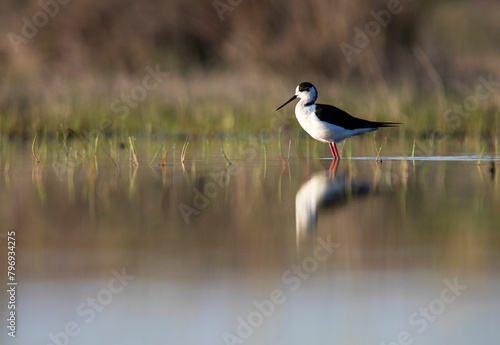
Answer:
[1,134,499,345]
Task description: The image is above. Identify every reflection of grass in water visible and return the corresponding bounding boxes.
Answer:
[181,136,191,164]
[16,125,500,210]
[220,141,232,166]
[373,136,387,162]
[32,131,40,163]
[9,133,500,246]
[129,136,139,166]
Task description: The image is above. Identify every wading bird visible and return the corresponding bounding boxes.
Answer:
[277,82,400,160]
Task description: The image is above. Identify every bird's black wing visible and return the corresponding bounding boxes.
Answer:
[315,104,400,129]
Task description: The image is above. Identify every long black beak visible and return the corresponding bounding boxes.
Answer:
[276,95,297,111]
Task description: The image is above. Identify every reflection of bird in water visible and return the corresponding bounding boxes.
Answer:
[295,173,370,244]
[487,161,496,179]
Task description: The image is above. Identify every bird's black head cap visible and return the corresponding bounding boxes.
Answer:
[298,82,315,93]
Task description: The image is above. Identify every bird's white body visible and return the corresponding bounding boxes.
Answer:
[276,82,399,160]
[295,100,376,144]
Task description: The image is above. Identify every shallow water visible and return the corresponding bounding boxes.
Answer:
[1,134,499,345]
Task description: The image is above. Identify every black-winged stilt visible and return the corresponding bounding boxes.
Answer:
[277,82,400,160]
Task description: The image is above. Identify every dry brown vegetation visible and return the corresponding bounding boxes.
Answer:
[0,0,439,78]
[1,0,500,136]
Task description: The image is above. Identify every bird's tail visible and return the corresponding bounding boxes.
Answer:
[374,122,401,128]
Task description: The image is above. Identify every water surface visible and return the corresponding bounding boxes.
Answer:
[1,134,499,345]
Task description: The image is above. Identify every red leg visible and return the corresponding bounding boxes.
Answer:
[329,142,339,160]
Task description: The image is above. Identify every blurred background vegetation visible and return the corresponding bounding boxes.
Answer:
[1,0,499,138]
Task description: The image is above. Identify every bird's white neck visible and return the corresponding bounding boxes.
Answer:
[295,99,316,121]
[298,91,317,108]
[297,96,316,112]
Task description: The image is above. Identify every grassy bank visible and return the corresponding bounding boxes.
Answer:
[1,70,498,141]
